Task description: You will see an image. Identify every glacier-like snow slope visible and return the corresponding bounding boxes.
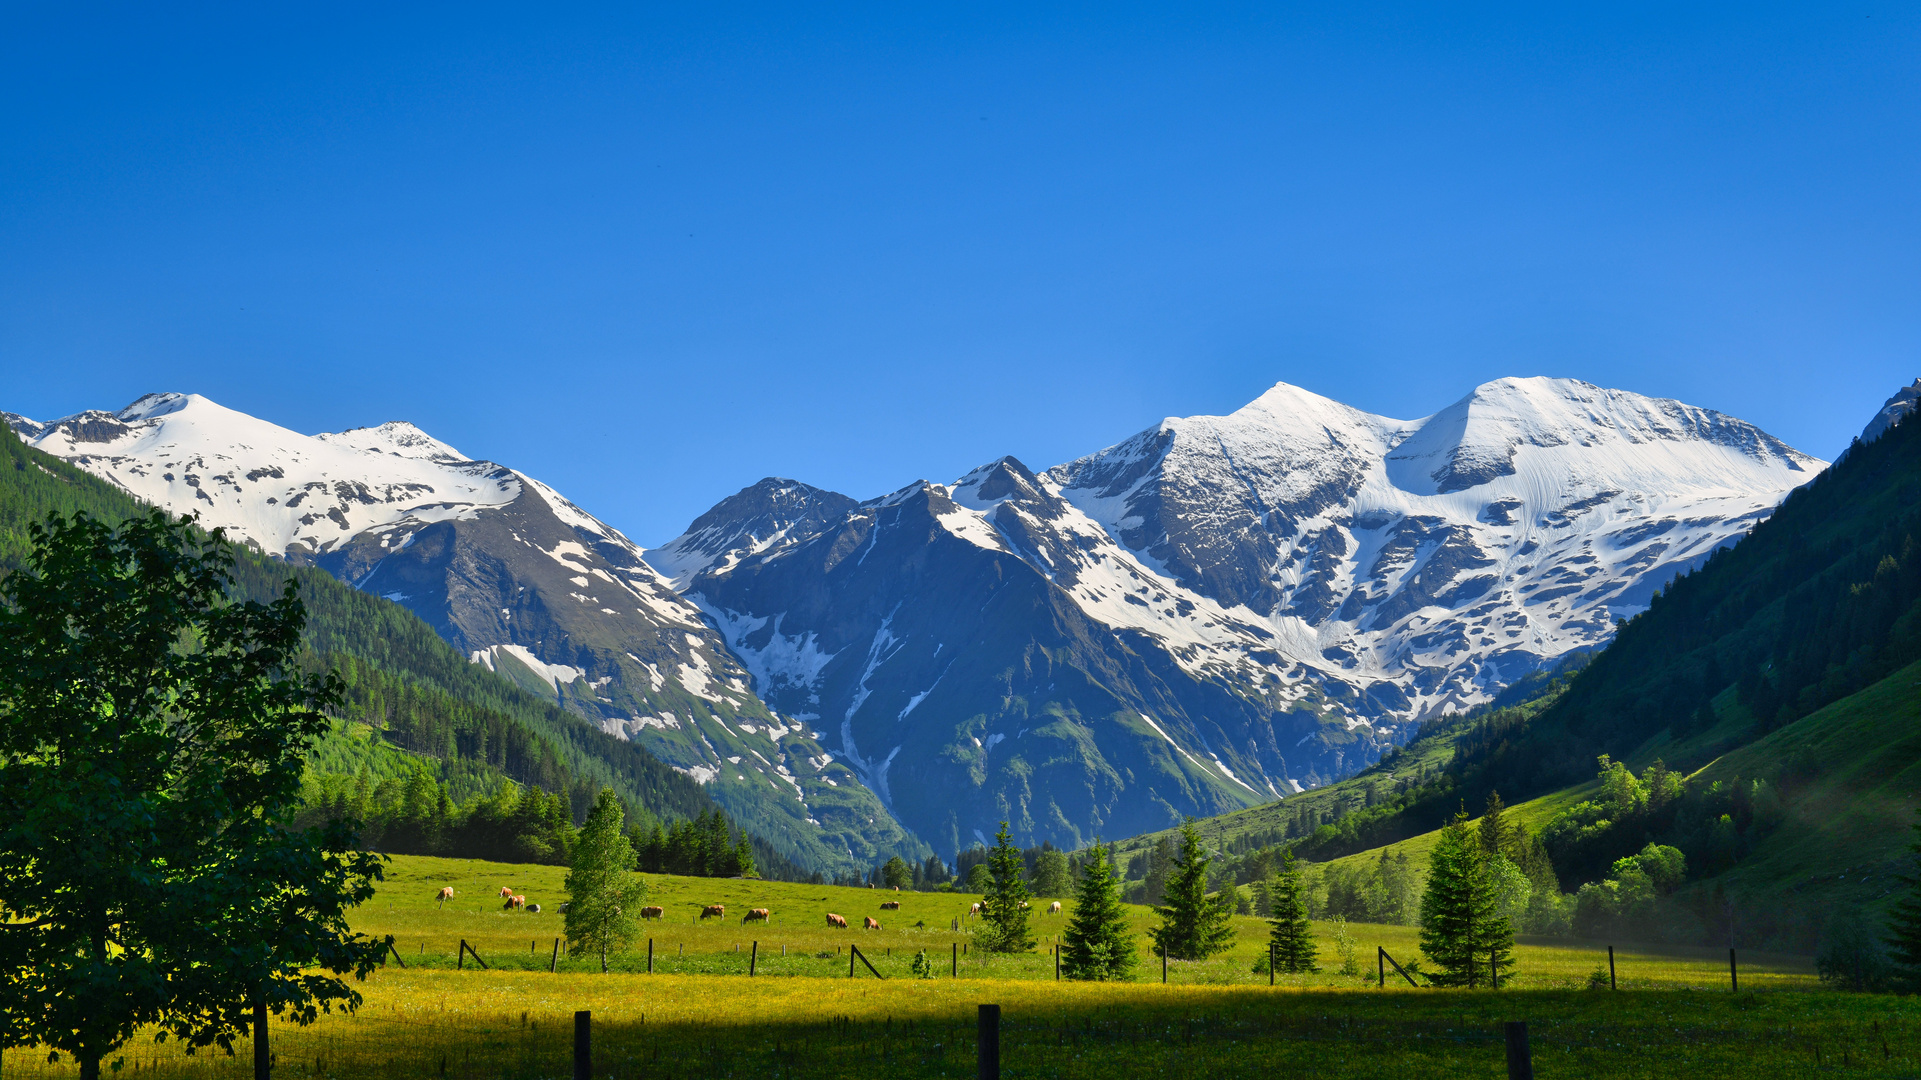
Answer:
[651,377,1821,852]
[1048,377,1823,722]
[4,394,922,875]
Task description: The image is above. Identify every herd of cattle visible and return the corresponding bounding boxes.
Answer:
[429,886,1067,930]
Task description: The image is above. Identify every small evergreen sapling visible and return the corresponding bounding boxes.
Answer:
[1884,811,1921,991]
[1061,843,1136,981]
[978,822,1035,953]
[1149,821,1236,962]
[1266,851,1319,973]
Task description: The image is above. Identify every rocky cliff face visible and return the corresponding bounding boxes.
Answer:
[5,393,923,874]
[652,377,1821,850]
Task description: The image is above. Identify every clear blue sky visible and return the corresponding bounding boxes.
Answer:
[4,4,1916,545]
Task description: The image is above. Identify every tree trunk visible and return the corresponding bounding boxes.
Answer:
[80,1055,101,1080]
[254,999,269,1080]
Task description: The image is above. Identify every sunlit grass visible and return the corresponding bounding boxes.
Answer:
[0,854,1837,1078]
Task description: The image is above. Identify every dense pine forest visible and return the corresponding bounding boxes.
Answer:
[0,433,805,880]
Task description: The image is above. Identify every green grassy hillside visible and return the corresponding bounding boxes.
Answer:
[0,433,835,877]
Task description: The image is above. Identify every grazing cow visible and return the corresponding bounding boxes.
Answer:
[969,902,981,916]
[526,903,540,914]
[700,904,725,920]
[503,897,518,911]
[499,886,515,899]
[879,901,900,911]
[640,906,665,920]
[1019,901,1030,910]
[863,917,881,930]
[435,887,454,904]
[558,902,571,914]
[892,886,900,892]
[826,913,848,928]
[1048,901,1063,914]
[743,908,771,924]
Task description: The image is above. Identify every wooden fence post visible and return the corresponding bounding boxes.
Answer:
[387,941,407,969]
[1054,945,1060,981]
[1730,949,1738,992]
[1269,942,1276,987]
[952,942,958,978]
[978,1004,1000,1080]
[647,938,653,974]
[550,938,559,973]
[1378,946,1385,989]
[573,1011,591,1080]
[1161,946,1167,984]
[1608,945,1615,990]
[1504,1021,1532,1080]
[750,941,758,977]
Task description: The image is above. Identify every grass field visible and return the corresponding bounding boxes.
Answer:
[4,854,1856,1078]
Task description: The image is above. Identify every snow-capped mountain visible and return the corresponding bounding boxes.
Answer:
[4,393,922,874]
[652,377,1821,851]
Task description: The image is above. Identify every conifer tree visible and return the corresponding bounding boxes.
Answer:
[978,822,1035,953]
[1267,850,1319,973]
[1061,843,1136,980]
[1477,790,1511,858]
[1149,821,1236,961]
[1419,809,1515,987]
[1884,812,1921,991]
[565,789,647,972]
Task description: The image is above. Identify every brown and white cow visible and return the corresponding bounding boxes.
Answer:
[863,917,881,930]
[879,901,900,911]
[969,902,982,916]
[640,906,665,920]
[826,913,848,928]
[742,908,771,924]
[1048,901,1063,914]
[892,885,900,892]
[435,887,455,904]
[700,904,725,920]
[499,886,515,899]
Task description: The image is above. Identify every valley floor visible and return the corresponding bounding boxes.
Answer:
[8,855,1874,1079]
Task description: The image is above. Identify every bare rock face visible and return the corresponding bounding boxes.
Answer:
[10,393,923,875]
[654,377,1821,851]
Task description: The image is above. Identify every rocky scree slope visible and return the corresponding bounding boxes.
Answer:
[5,393,922,875]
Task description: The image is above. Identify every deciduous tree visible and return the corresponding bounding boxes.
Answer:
[565,789,647,972]
[0,511,385,1080]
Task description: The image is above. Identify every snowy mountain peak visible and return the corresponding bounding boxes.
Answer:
[318,421,469,463]
[643,477,857,588]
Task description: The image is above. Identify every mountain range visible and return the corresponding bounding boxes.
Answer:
[7,376,1822,857]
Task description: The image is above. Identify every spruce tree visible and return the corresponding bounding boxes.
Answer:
[1061,843,1137,980]
[1477,790,1511,858]
[978,822,1035,953]
[1267,850,1319,973]
[1884,812,1921,991]
[1149,821,1236,961]
[1419,809,1515,987]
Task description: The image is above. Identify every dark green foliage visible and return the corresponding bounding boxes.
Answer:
[633,810,761,878]
[1418,811,1514,988]
[1149,821,1235,961]
[1267,851,1319,973]
[1884,813,1921,991]
[0,511,386,1079]
[566,789,647,972]
[1817,910,1892,992]
[978,822,1035,953]
[0,437,815,875]
[1060,844,1136,981]
[882,856,914,889]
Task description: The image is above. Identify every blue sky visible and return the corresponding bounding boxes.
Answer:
[3,4,1916,544]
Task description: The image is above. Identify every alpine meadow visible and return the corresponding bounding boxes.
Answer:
[7,8,1921,1077]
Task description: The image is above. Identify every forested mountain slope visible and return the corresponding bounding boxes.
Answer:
[1109,391,1921,949]
[0,433,821,876]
